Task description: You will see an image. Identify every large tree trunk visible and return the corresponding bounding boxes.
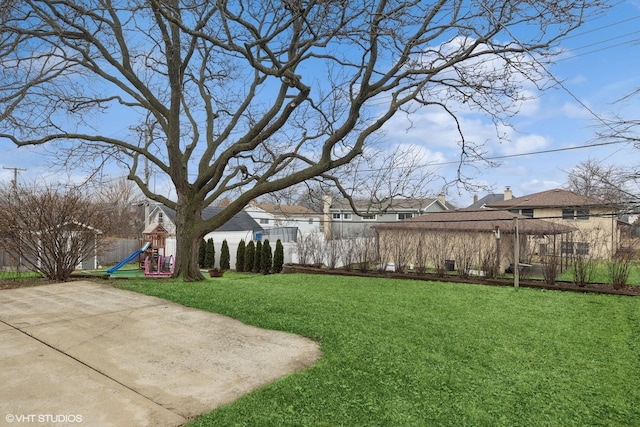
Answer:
[172,198,206,281]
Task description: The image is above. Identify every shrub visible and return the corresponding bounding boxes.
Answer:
[198,238,207,268]
[236,239,246,272]
[220,239,230,271]
[204,238,215,269]
[609,249,633,289]
[273,239,284,273]
[254,240,263,273]
[244,241,255,273]
[262,239,273,274]
[0,183,109,281]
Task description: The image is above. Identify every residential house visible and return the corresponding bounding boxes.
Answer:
[147,204,263,270]
[486,188,620,260]
[467,187,514,209]
[243,202,323,241]
[324,195,453,238]
[374,208,575,273]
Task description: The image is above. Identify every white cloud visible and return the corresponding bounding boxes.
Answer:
[498,134,549,156]
[560,101,592,119]
[520,179,563,195]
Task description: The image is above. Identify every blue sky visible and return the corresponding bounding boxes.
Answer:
[2,2,640,208]
[437,1,640,206]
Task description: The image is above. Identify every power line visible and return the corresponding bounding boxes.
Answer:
[561,12,640,41]
[3,166,27,188]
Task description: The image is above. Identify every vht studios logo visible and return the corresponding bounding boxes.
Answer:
[5,413,83,423]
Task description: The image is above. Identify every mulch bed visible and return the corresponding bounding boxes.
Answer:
[3,268,638,297]
[282,265,640,297]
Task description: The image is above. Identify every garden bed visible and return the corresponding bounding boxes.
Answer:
[282,264,640,296]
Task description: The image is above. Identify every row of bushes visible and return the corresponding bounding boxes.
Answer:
[198,238,284,274]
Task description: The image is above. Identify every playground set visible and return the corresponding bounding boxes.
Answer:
[106,224,175,277]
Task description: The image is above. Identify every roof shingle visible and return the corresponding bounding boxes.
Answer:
[374,209,575,235]
[486,189,607,209]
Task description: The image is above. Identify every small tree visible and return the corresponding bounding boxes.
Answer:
[340,239,356,271]
[262,239,273,274]
[0,183,108,281]
[244,241,255,273]
[273,239,284,273]
[204,238,215,269]
[415,235,429,275]
[540,234,561,286]
[220,239,230,271]
[236,239,246,272]
[254,240,263,273]
[325,238,340,270]
[609,248,634,290]
[198,239,207,268]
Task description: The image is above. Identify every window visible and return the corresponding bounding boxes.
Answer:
[260,218,270,224]
[576,209,590,220]
[561,242,590,256]
[521,208,534,218]
[576,242,590,256]
[361,214,376,221]
[332,213,352,220]
[398,212,414,220]
[562,208,590,220]
[509,208,534,217]
[539,243,547,256]
[158,212,164,224]
[308,218,314,224]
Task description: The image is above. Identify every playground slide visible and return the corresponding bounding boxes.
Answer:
[107,242,151,274]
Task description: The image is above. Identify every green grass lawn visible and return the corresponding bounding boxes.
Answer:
[118,273,639,426]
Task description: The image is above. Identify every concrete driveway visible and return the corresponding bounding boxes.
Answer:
[0,281,320,426]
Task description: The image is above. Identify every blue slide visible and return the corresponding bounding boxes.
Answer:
[107,242,151,274]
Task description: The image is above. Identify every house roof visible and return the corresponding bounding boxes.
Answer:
[467,193,507,209]
[486,188,609,209]
[330,197,454,212]
[152,205,263,232]
[249,202,319,216]
[373,209,576,235]
[143,223,168,235]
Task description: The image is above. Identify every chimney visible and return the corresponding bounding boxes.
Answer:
[437,193,446,205]
[504,186,513,201]
[473,194,478,204]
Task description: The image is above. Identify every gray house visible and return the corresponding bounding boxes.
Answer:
[323,195,453,238]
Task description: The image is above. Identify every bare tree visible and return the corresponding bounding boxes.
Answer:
[388,229,412,273]
[0,1,605,280]
[414,235,429,275]
[354,228,377,273]
[93,178,144,238]
[0,183,108,281]
[566,159,630,205]
[452,234,479,279]
[426,231,452,277]
[609,247,634,290]
[539,234,562,286]
[597,88,640,146]
[567,226,607,287]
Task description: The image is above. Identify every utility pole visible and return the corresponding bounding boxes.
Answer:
[3,166,27,189]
